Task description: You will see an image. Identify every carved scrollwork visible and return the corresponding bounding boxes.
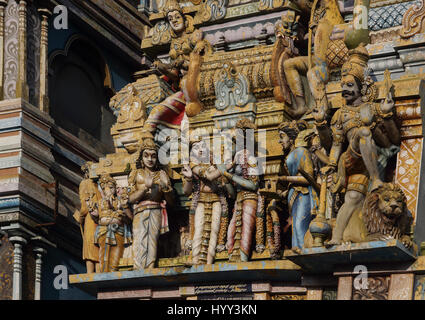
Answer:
[151,20,172,45]
[214,62,255,110]
[353,277,390,300]
[194,0,228,23]
[259,0,284,11]
[401,0,425,38]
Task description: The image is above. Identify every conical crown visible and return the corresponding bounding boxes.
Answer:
[341,44,369,83]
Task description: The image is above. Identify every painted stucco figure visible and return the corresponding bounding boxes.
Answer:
[128,135,174,269]
[73,163,100,273]
[181,137,234,265]
[277,121,319,253]
[91,174,132,272]
[145,0,211,133]
[272,0,344,119]
[217,118,264,262]
[323,44,401,246]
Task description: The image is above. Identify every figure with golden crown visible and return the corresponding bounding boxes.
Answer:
[321,44,401,246]
[128,135,174,269]
[144,0,211,133]
[91,174,133,272]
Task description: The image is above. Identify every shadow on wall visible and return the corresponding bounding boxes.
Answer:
[48,37,116,155]
[41,246,95,300]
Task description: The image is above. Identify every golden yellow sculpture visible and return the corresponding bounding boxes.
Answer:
[145,0,212,133]
[272,0,344,119]
[73,163,100,273]
[343,183,415,250]
[92,174,133,272]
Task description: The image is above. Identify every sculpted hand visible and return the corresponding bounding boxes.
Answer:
[380,92,395,114]
[181,164,192,179]
[159,172,170,190]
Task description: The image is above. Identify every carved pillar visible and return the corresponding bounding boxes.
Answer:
[33,247,46,300]
[0,0,8,100]
[37,8,50,112]
[9,235,27,300]
[15,0,28,100]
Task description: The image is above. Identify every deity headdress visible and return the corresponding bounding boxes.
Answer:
[139,131,157,153]
[98,174,116,189]
[135,131,159,169]
[278,120,307,141]
[164,0,183,16]
[341,44,369,84]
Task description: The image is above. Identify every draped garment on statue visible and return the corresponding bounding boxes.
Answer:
[286,147,319,249]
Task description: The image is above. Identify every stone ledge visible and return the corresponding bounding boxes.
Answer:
[284,240,417,273]
[69,260,301,296]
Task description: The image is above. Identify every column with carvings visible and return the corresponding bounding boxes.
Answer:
[33,247,46,300]
[9,235,27,300]
[15,0,28,100]
[37,8,50,112]
[0,0,8,100]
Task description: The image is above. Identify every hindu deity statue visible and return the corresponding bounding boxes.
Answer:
[277,121,320,253]
[180,137,233,265]
[217,118,264,262]
[128,135,174,269]
[322,44,400,246]
[272,0,344,119]
[91,174,132,272]
[145,0,211,132]
[74,163,100,273]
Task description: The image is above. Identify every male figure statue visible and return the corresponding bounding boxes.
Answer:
[323,44,400,246]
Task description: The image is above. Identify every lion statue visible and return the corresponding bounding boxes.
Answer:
[342,183,415,250]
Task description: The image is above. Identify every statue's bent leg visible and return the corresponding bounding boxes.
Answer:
[86,260,95,274]
[98,235,107,272]
[192,203,205,265]
[283,56,309,117]
[240,199,257,262]
[226,211,237,253]
[110,234,124,271]
[207,201,222,264]
[328,190,365,245]
[352,127,383,191]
